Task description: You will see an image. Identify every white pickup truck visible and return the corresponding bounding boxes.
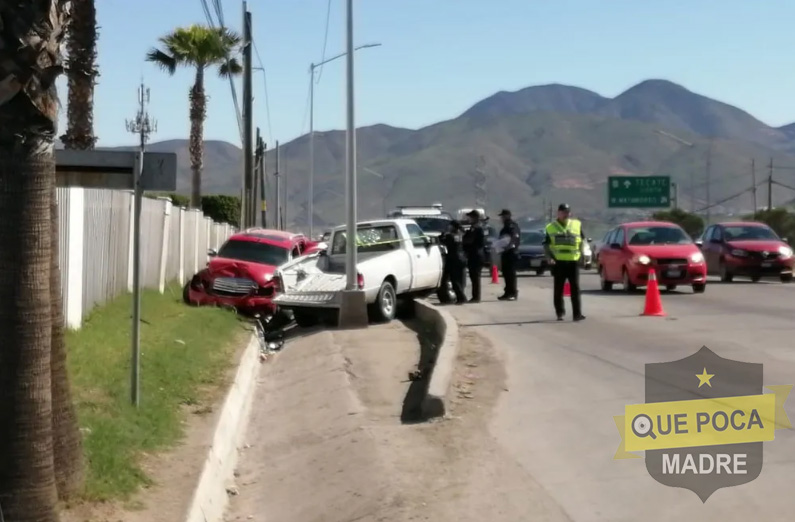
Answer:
[272,218,444,326]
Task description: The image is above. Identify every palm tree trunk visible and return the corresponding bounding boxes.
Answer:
[50,192,85,499]
[0,154,60,522]
[189,67,206,208]
[0,0,69,519]
[60,0,99,150]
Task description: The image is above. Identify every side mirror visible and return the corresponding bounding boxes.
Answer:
[586,237,593,243]
[694,239,703,247]
[207,248,217,257]
[783,237,789,243]
[610,243,622,249]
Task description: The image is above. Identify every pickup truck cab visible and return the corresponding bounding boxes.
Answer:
[273,218,444,326]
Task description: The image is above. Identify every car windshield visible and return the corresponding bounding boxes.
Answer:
[520,231,545,245]
[413,217,452,234]
[626,226,692,245]
[217,239,290,266]
[331,225,401,254]
[723,225,778,241]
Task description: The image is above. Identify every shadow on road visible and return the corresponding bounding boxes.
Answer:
[580,289,690,297]
[459,319,562,327]
[399,317,437,424]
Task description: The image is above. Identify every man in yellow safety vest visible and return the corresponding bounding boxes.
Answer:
[543,203,586,322]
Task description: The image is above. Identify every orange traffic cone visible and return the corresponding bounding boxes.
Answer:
[641,268,666,317]
[490,264,499,284]
[563,280,571,297]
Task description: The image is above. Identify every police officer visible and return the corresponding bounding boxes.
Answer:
[462,210,485,303]
[543,203,586,321]
[497,209,521,301]
[438,221,467,305]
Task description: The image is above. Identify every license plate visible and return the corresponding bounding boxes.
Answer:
[665,270,682,278]
[530,259,542,267]
[762,262,772,268]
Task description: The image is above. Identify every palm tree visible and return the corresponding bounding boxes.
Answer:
[0,1,67,521]
[147,25,242,208]
[54,0,97,499]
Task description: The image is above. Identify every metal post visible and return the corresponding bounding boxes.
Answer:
[345,0,358,291]
[274,140,280,230]
[309,64,315,238]
[258,136,266,227]
[242,5,254,229]
[705,139,712,224]
[252,127,260,226]
[768,158,774,210]
[751,158,757,214]
[125,81,157,407]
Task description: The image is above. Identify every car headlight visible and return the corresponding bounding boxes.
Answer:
[634,254,651,265]
[731,249,748,257]
[690,251,705,263]
[263,273,273,283]
[779,246,793,258]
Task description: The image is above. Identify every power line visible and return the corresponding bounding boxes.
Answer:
[315,0,333,84]
[251,38,274,142]
[198,0,243,143]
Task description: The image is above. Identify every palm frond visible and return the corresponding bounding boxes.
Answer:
[219,57,243,78]
[146,48,178,75]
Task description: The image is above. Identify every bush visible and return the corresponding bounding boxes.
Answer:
[201,195,241,227]
[651,208,704,238]
[744,208,795,243]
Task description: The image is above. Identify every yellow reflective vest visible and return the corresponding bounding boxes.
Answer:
[545,219,582,261]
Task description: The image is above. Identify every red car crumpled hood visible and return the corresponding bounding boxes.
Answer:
[206,257,275,284]
[627,244,700,258]
[726,240,785,252]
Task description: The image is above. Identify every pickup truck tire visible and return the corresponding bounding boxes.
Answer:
[370,281,397,323]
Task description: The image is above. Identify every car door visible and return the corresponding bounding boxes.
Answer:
[597,229,615,270]
[701,226,717,273]
[607,227,626,281]
[405,223,436,289]
[706,225,724,272]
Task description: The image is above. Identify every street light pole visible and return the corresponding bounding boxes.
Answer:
[344,0,357,292]
[308,43,381,239]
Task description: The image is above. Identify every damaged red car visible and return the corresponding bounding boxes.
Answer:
[183,229,319,317]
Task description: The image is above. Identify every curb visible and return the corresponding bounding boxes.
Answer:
[185,334,261,522]
[414,299,460,418]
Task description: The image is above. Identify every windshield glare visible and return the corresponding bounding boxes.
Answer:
[724,225,778,241]
[520,231,545,245]
[331,225,400,254]
[413,217,452,234]
[627,226,691,245]
[217,239,290,266]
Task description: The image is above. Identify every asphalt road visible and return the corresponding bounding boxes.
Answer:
[446,271,795,521]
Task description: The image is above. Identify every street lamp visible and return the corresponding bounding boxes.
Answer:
[363,167,388,216]
[308,42,381,239]
[655,129,695,212]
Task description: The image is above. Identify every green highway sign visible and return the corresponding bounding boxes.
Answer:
[607,175,671,208]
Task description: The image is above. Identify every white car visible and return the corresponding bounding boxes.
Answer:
[581,239,593,270]
[273,218,444,326]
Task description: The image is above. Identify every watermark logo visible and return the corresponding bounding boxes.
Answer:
[614,346,792,502]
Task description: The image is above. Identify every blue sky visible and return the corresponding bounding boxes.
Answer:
[63,0,795,148]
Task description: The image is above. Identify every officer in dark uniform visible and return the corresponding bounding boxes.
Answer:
[497,209,521,301]
[543,203,586,321]
[438,221,467,305]
[462,210,485,303]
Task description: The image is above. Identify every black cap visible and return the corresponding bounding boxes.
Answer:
[466,209,480,218]
[558,203,571,211]
[498,209,511,216]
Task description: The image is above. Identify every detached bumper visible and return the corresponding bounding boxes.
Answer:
[629,264,707,286]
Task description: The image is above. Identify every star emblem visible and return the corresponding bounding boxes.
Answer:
[696,367,715,388]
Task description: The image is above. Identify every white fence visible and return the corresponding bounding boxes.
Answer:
[56,187,236,329]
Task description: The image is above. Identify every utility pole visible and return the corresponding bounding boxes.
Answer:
[125,80,157,408]
[241,3,254,229]
[257,134,266,227]
[281,159,287,229]
[751,158,757,214]
[705,139,713,225]
[274,140,281,230]
[768,157,774,210]
[344,0,358,292]
[308,64,315,238]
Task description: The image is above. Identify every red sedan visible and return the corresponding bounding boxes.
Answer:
[598,221,707,293]
[697,221,794,283]
[183,229,319,317]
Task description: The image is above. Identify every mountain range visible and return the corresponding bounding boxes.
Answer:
[83,79,795,230]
